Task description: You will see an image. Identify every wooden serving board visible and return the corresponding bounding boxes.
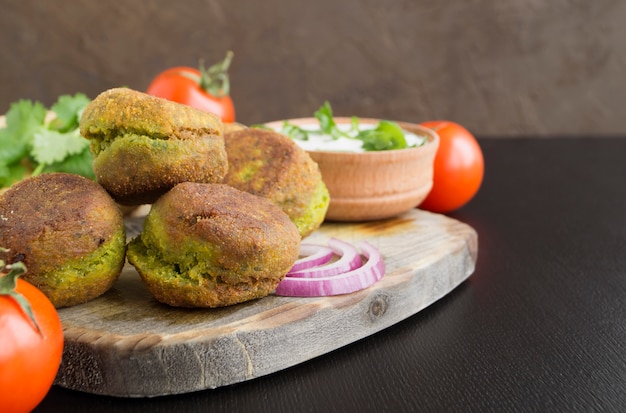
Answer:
[53,209,477,397]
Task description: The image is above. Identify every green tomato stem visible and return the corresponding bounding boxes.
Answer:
[199,51,234,98]
[0,251,43,337]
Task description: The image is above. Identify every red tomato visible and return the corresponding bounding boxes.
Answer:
[419,121,484,213]
[1,276,64,413]
[147,52,236,123]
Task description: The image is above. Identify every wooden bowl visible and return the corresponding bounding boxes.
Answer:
[265,117,439,221]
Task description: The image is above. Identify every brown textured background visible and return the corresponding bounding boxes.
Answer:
[1,0,624,136]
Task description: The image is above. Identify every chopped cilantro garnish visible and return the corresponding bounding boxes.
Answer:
[357,120,408,151]
[314,101,351,140]
[281,121,310,141]
[275,101,417,151]
[314,101,335,134]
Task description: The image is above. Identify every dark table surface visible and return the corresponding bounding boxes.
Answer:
[35,137,626,413]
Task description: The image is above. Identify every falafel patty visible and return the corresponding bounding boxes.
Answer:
[0,173,126,308]
[79,87,228,205]
[126,183,301,308]
[222,128,329,238]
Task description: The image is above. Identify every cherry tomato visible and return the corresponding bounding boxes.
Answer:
[1,272,64,413]
[419,120,484,213]
[147,51,236,123]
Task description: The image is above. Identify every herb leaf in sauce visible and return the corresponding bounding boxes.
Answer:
[314,101,335,134]
[358,120,409,151]
[314,101,350,140]
[268,101,425,151]
[281,121,309,141]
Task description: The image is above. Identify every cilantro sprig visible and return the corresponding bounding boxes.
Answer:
[275,101,418,151]
[0,93,93,188]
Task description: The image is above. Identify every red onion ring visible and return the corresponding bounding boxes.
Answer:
[287,244,334,273]
[287,238,362,278]
[275,240,385,297]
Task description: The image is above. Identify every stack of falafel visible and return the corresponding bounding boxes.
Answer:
[0,88,329,308]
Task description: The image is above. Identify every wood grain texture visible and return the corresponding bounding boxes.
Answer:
[53,209,477,397]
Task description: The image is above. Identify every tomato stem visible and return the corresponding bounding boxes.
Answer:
[0,250,43,337]
[198,51,233,98]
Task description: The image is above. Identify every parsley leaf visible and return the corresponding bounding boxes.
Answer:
[0,93,93,188]
[314,101,335,134]
[31,128,89,165]
[273,101,418,151]
[0,100,46,165]
[0,163,29,188]
[314,101,351,140]
[4,99,47,139]
[281,121,309,141]
[49,93,90,132]
[43,146,95,179]
[358,120,409,151]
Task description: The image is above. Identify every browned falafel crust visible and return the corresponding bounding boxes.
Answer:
[79,87,228,205]
[222,121,247,134]
[0,173,126,308]
[222,128,329,238]
[126,183,301,308]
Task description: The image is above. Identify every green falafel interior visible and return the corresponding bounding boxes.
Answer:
[31,226,127,308]
[127,183,301,308]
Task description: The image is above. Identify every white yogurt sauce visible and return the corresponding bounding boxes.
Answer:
[275,123,427,153]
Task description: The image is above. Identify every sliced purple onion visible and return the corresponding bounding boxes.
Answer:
[275,240,385,297]
[287,238,362,278]
[287,244,334,273]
